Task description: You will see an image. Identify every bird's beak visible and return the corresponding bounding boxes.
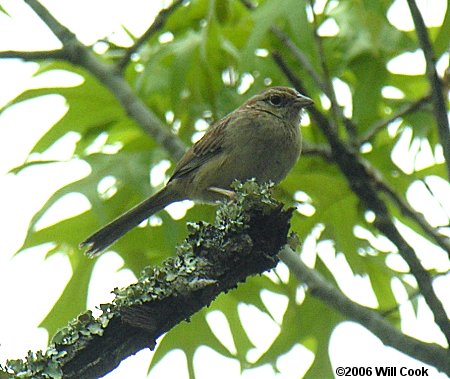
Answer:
[296,94,314,107]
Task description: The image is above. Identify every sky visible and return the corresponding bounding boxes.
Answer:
[0,0,449,378]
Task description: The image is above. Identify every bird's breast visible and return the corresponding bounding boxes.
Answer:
[223,116,301,184]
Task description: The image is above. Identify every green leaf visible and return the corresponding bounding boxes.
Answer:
[331,0,406,59]
[364,253,398,311]
[286,164,369,264]
[241,0,289,67]
[433,4,450,56]
[0,4,9,16]
[148,309,233,378]
[349,54,387,129]
[40,256,94,339]
[255,260,342,377]
[149,271,287,375]
[8,61,136,154]
[2,1,448,376]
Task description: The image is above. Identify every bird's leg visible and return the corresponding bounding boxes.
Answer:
[207,186,236,199]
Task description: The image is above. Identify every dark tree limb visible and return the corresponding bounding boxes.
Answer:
[272,50,332,131]
[273,51,450,345]
[381,269,450,318]
[273,41,450,255]
[323,115,450,345]
[302,142,333,161]
[271,27,329,96]
[374,175,450,256]
[4,183,449,378]
[406,0,450,180]
[279,246,450,376]
[62,197,291,378]
[306,0,341,131]
[21,0,186,160]
[2,182,293,379]
[116,0,184,72]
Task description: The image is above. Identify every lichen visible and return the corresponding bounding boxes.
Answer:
[3,349,65,379]
[2,180,283,378]
[215,179,278,233]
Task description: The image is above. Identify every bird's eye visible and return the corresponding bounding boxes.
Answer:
[268,94,283,106]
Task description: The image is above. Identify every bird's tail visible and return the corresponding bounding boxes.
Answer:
[80,185,183,257]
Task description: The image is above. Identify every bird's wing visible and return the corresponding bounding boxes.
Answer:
[168,113,231,181]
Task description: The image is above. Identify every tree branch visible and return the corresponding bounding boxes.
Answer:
[271,19,358,140]
[325,121,450,345]
[374,175,450,256]
[0,49,65,60]
[302,142,333,161]
[279,246,450,375]
[273,49,450,254]
[274,51,450,345]
[3,182,293,379]
[22,0,186,160]
[381,269,450,318]
[406,0,450,180]
[306,0,341,131]
[116,0,184,72]
[358,94,432,145]
[272,50,332,132]
[271,27,328,96]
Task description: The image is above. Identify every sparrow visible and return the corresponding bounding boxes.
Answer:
[81,86,313,256]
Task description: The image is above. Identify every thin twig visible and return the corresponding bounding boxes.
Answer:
[22,0,186,160]
[406,0,450,180]
[116,0,184,72]
[279,246,450,375]
[374,175,450,256]
[341,138,450,344]
[0,49,66,60]
[358,94,432,145]
[422,178,450,221]
[271,26,358,140]
[17,0,450,354]
[380,289,420,318]
[302,142,333,161]
[271,27,328,95]
[374,213,450,344]
[307,0,342,132]
[239,0,256,10]
[381,269,450,318]
[274,51,450,344]
[272,50,331,132]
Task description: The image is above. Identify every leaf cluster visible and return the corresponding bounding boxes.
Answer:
[1,0,449,377]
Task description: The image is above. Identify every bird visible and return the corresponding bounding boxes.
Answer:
[80,86,313,257]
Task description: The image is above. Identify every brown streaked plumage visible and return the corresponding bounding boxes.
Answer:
[80,86,313,257]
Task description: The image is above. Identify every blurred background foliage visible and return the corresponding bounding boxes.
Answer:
[2,0,449,377]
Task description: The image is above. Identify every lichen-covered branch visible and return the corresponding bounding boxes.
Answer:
[1,181,293,379]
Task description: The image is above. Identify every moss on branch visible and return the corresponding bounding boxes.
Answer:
[2,180,294,379]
